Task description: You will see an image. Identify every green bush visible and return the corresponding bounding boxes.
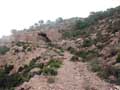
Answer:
[21,59,40,77]
[42,67,57,76]
[63,5,120,39]
[0,73,24,89]
[76,51,88,59]
[89,60,102,72]
[0,46,10,55]
[0,65,24,89]
[82,39,94,47]
[63,30,87,38]
[29,59,37,67]
[23,59,62,76]
[48,59,62,68]
[76,20,89,30]
[42,59,62,76]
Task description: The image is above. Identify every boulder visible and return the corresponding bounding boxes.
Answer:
[45,29,62,42]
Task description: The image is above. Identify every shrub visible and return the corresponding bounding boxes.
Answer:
[27,47,32,52]
[0,73,24,89]
[116,54,120,63]
[54,48,64,56]
[74,50,98,62]
[42,59,62,76]
[60,48,64,53]
[0,65,24,89]
[76,51,88,59]
[23,45,29,50]
[4,64,14,74]
[115,69,120,84]
[63,30,87,38]
[89,60,102,72]
[47,77,55,84]
[0,46,10,55]
[22,59,40,77]
[63,6,120,39]
[96,64,120,84]
[67,47,76,54]
[70,55,80,62]
[97,70,109,80]
[16,41,32,52]
[48,59,62,69]
[22,59,62,77]
[29,59,37,67]
[75,20,89,30]
[42,67,57,76]
[16,41,25,47]
[0,58,62,89]
[82,39,94,47]
[106,66,120,84]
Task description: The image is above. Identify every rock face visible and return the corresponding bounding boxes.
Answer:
[45,29,62,42]
[12,31,38,42]
[8,28,62,44]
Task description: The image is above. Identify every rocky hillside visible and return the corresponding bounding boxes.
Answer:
[0,6,120,90]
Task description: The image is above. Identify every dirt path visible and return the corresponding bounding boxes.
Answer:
[52,52,110,90]
[16,52,114,90]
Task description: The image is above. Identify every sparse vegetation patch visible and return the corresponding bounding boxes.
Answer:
[0,46,10,55]
[0,56,62,89]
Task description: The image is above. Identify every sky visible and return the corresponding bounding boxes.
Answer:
[0,0,119,38]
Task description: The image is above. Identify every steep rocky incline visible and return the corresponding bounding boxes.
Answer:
[16,52,115,90]
[1,6,120,90]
